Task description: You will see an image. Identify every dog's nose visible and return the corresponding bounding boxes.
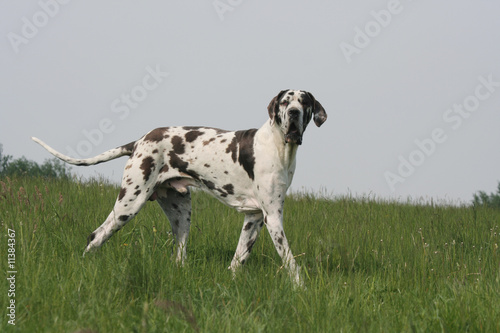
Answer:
[288,109,300,119]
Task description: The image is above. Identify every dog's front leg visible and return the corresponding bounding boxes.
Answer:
[263,212,303,287]
[229,212,264,274]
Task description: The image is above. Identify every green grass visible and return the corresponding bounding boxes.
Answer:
[1,176,500,332]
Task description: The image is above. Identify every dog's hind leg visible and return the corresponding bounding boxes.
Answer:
[84,199,147,254]
[84,159,155,254]
[156,188,192,264]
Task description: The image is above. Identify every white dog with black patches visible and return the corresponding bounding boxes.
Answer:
[32,89,327,285]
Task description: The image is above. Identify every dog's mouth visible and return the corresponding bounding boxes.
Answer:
[285,122,302,145]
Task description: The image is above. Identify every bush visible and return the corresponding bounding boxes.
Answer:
[0,143,72,179]
[473,182,500,209]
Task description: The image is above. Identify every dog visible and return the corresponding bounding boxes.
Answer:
[32,89,327,285]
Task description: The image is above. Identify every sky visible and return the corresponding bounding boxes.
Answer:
[1,0,499,204]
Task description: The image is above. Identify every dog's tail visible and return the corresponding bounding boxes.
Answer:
[31,137,135,166]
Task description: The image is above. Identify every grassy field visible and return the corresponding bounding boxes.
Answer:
[1,176,499,332]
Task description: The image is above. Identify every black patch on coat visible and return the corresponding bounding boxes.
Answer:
[120,141,136,154]
[234,129,257,180]
[182,126,202,131]
[171,136,185,154]
[168,152,200,181]
[159,165,169,173]
[275,113,282,126]
[134,190,142,196]
[168,151,188,172]
[140,156,155,182]
[246,239,256,253]
[118,188,127,201]
[244,222,254,231]
[87,232,96,245]
[203,138,216,146]
[144,128,168,142]
[202,179,216,190]
[222,184,234,195]
[225,137,238,163]
[188,170,200,180]
[267,90,289,125]
[300,92,313,131]
[118,215,130,222]
[185,130,204,143]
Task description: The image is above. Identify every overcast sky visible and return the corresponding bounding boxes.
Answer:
[1,0,499,204]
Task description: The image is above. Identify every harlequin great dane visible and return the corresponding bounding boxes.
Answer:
[32,89,327,285]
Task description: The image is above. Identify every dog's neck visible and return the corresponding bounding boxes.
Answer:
[259,120,299,170]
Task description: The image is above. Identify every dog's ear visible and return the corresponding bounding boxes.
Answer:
[267,89,289,125]
[306,92,327,127]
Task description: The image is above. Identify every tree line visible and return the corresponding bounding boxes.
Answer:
[0,143,71,179]
[473,183,500,209]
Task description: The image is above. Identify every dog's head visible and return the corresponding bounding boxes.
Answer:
[267,89,327,145]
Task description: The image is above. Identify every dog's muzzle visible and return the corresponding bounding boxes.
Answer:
[285,109,302,145]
